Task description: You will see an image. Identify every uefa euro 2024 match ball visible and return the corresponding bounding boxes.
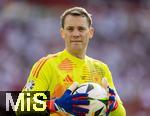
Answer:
[73,82,108,116]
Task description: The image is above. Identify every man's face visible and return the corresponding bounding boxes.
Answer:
[60,15,94,53]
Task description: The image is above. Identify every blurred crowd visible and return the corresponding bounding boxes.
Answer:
[0,0,150,115]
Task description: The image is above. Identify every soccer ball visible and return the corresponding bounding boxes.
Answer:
[73,82,108,116]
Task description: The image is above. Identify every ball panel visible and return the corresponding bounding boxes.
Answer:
[73,82,108,116]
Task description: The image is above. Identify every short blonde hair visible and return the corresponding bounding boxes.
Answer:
[61,7,92,28]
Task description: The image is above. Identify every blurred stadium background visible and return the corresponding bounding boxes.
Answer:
[0,0,150,115]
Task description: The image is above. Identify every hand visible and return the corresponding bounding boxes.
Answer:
[47,82,89,115]
[102,78,118,116]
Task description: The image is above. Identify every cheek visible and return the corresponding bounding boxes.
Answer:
[65,33,71,39]
[83,34,90,42]
[64,36,70,44]
[82,38,89,47]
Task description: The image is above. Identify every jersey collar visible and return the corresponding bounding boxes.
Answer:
[62,49,86,65]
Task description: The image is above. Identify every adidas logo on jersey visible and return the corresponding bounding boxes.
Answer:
[63,75,73,83]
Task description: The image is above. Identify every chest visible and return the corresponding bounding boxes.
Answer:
[49,59,104,98]
[54,61,103,85]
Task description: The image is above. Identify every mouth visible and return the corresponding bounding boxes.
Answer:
[70,40,82,42]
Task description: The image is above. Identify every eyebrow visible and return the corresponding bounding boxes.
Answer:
[65,25,87,29]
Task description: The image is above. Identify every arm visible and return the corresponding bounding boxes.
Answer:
[16,57,49,115]
[102,64,126,116]
[16,57,90,116]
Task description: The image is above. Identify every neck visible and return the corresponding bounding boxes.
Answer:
[66,49,86,59]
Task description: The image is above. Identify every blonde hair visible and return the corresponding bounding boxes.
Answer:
[60,7,92,28]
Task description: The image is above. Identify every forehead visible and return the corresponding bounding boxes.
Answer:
[64,15,89,27]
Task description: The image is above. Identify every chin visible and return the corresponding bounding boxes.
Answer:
[71,45,83,50]
[72,47,82,51]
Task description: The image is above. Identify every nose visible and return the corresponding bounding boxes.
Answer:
[72,29,80,37]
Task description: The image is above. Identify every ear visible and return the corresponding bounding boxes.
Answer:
[60,28,65,39]
[89,27,94,39]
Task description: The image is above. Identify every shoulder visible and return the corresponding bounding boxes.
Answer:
[86,56,111,75]
[30,52,61,76]
[35,51,61,65]
[86,56,108,68]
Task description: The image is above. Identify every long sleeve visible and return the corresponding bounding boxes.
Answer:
[110,102,126,116]
[99,62,126,116]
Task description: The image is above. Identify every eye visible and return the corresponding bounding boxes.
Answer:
[66,27,73,32]
[78,27,86,32]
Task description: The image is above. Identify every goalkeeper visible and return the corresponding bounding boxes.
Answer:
[20,7,126,116]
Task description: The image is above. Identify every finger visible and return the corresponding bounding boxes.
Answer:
[74,112,86,116]
[72,100,90,105]
[109,96,115,101]
[64,89,72,95]
[72,93,88,98]
[102,77,109,90]
[68,82,79,92]
[72,96,88,100]
[73,106,89,113]
[108,88,115,95]
[108,103,115,111]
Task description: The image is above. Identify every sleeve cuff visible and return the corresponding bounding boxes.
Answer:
[46,99,56,112]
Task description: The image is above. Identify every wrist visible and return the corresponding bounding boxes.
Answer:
[111,100,118,111]
[106,99,118,115]
[46,99,57,112]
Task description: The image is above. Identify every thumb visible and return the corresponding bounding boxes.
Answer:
[68,82,79,93]
[102,77,109,90]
